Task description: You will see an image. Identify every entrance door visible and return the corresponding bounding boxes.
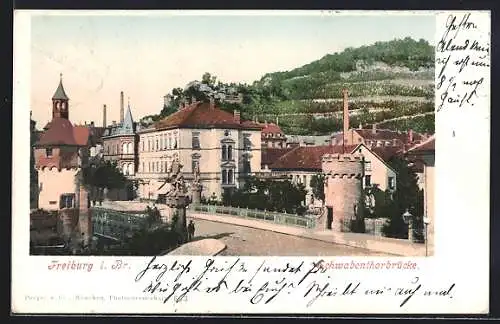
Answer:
[326,207,333,230]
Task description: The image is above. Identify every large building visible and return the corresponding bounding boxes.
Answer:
[102,92,138,177]
[261,122,287,148]
[34,75,91,211]
[135,99,263,201]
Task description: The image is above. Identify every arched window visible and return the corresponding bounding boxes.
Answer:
[122,164,128,175]
[160,137,163,151]
[222,170,227,184]
[127,142,133,154]
[221,145,227,160]
[128,163,134,175]
[227,145,233,160]
[122,142,128,154]
[228,169,233,184]
[168,135,172,149]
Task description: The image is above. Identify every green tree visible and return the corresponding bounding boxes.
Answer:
[310,173,325,202]
[381,156,424,239]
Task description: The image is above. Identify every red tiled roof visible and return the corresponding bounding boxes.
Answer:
[368,146,404,163]
[270,145,358,171]
[154,101,263,130]
[261,148,294,166]
[73,126,90,146]
[355,128,410,142]
[261,123,284,135]
[37,118,90,147]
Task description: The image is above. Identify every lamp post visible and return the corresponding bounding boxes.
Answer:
[402,209,414,242]
[423,216,430,256]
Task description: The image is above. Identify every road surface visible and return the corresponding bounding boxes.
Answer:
[189,218,388,256]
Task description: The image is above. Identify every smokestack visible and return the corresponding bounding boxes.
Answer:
[234,110,241,124]
[103,104,107,128]
[120,91,124,123]
[342,88,349,149]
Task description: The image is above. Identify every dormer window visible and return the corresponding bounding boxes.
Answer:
[46,148,53,157]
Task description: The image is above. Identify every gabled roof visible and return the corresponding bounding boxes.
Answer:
[52,77,69,100]
[407,135,435,154]
[350,143,400,173]
[261,123,284,135]
[270,145,358,171]
[152,101,262,131]
[36,118,89,147]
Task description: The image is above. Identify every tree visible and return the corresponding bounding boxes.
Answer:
[82,160,128,203]
[381,156,424,239]
[310,174,325,203]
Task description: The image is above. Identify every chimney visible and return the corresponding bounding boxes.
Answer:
[342,88,350,147]
[372,123,377,135]
[408,129,414,143]
[234,110,241,123]
[103,104,107,127]
[120,91,124,123]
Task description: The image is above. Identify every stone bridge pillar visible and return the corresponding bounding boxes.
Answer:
[166,195,189,243]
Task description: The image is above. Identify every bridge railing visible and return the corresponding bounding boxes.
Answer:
[90,207,149,240]
[190,204,315,229]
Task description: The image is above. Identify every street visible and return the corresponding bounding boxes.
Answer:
[189,218,388,256]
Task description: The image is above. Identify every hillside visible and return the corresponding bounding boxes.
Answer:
[147,37,435,135]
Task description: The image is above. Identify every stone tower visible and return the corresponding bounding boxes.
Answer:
[322,153,364,232]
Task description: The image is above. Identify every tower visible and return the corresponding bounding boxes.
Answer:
[120,91,124,124]
[322,153,364,232]
[103,104,107,127]
[52,73,69,119]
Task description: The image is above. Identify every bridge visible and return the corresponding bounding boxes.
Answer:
[90,207,149,242]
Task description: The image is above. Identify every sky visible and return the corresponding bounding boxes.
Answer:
[29,11,436,127]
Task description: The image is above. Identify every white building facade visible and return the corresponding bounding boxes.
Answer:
[135,101,262,201]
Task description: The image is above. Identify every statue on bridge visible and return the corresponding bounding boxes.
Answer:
[166,157,187,197]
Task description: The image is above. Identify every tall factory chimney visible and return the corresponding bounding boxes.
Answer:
[342,88,350,151]
[103,104,107,128]
[120,91,124,123]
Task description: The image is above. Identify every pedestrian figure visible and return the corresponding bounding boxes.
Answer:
[188,220,195,241]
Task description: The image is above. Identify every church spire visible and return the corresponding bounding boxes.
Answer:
[52,73,69,119]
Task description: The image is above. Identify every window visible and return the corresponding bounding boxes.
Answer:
[222,170,228,184]
[365,175,372,187]
[243,158,251,173]
[156,161,159,172]
[224,130,230,137]
[59,194,75,209]
[123,164,128,175]
[192,159,199,173]
[148,162,151,173]
[128,164,134,175]
[227,145,233,160]
[244,137,252,150]
[222,145,227,160]
[168,136,172,149]
[163,134,167,149]
[228,169,233,184]
[303,175,307,185]
[141,140,144,152]
[365,161,372,171]
[160,137,163,150]
[156,138,159,151]
[192,132,200,149]
[142,162,145,173]
[122,143,128,154]
[46,148,53,157]
[388,177,395,190]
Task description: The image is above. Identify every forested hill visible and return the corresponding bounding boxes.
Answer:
[146,37,436,135]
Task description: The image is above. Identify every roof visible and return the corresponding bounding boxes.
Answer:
[103,105,136,137]
[52,77,69,100]
[261,123,284,135]
[261,148,294,166]
[36,118,89,147]
[350,143,401,173]
[407,135,435,154]
[270,145,358,171]
[152,101,262,131]
[286,135,332,146]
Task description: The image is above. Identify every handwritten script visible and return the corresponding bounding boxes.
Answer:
[133,257,455,308]
[436,12,490,112]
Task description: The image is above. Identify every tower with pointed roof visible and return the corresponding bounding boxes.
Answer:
[52,73,70,119]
